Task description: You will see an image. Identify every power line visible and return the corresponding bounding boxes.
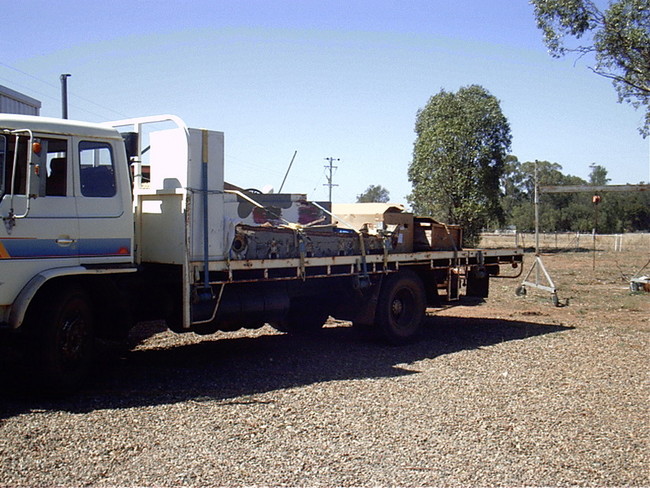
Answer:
[0,61,59,89]
[0,61,129,119]
[0,74,59,103]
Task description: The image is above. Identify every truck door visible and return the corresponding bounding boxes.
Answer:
[74,138,132,264]
[0,134,80,266]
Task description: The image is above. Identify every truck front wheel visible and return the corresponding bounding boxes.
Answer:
[376,270,426,345]
[27,286,95,391]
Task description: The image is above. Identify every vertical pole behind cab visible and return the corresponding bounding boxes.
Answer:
[60,74,71,119]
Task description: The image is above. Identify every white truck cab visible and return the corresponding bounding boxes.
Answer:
[0,116,133,324]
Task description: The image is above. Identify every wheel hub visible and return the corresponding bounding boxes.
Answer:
[391,298,404,317]
[60,314,85,361]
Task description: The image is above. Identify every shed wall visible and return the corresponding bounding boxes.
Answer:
[0,85,41,116]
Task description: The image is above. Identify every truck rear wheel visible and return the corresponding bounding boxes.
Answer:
[28,287,95,391]
[376,270,426,345]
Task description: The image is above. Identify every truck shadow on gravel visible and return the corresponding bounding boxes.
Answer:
[0,316,571,419]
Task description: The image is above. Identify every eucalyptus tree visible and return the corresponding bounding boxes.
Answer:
[408,85,511,245]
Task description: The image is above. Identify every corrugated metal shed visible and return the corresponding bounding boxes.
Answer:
[0,85,41,115]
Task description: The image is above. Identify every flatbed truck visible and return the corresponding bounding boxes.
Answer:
[0,114,523,389]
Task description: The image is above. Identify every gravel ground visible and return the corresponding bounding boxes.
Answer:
[0,250,648,487]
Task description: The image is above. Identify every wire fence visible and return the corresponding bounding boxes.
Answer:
[480,232,650,253]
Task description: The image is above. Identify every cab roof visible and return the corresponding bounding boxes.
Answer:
[0,114,122,140]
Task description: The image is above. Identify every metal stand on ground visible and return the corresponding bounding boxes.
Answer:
[527,176,650,301]
[517,254,559,306]
[516,160,561,307]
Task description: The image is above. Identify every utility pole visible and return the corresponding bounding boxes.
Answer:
[323,157,339,202]
[60,73,71,119]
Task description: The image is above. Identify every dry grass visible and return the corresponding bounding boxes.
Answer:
[481,231,650,254]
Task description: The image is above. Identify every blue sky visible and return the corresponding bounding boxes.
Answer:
[2,0,648,205]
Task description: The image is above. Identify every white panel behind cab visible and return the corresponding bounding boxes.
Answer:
[146,127,226,262]
[186,128,226,262]
[149,128,188,191]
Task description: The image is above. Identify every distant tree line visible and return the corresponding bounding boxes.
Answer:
[497,159,650,234]
[363,157,650,235]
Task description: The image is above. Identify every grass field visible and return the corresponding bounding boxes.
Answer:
[481,231,650,254]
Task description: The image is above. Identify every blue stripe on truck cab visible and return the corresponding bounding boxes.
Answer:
[0,238,131,259]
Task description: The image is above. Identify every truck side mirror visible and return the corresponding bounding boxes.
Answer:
[0,135,6,196]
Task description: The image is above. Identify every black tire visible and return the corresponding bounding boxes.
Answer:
[28,287,95,391]
[376,270,426,345]
[271,299,329,334]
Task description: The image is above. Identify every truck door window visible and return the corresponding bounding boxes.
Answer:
[79,141,116,197]
[43,138,68,197]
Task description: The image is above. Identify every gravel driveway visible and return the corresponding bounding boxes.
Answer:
[1,251,648,487]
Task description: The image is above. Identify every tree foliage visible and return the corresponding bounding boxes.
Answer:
[408,85,511,246]
[356,184,390,203]
[589,163,611,185]
[531,0,650,136]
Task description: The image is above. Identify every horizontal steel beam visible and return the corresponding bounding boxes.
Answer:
[540,184,650,194]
